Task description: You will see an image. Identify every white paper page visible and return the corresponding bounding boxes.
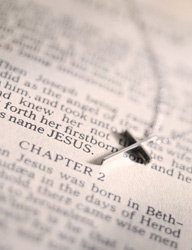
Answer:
[0,0,192,249]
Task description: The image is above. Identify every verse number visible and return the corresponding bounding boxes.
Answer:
[97,172,105,182]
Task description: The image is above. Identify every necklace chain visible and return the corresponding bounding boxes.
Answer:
[101,0,192,164]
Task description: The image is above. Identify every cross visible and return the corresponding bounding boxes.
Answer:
[101,131,157,164]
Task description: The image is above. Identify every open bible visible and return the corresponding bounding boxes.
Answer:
[0,0,192,249]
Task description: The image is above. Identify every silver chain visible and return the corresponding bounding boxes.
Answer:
[128,0,191,142]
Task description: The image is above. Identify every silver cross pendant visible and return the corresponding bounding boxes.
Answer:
[101,131,157,165]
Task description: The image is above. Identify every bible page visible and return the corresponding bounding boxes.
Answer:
[0,0,192,249]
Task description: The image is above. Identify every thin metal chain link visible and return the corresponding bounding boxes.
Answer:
[129,0,192,144]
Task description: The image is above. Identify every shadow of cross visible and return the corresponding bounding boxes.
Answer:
[101,131,156,165]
